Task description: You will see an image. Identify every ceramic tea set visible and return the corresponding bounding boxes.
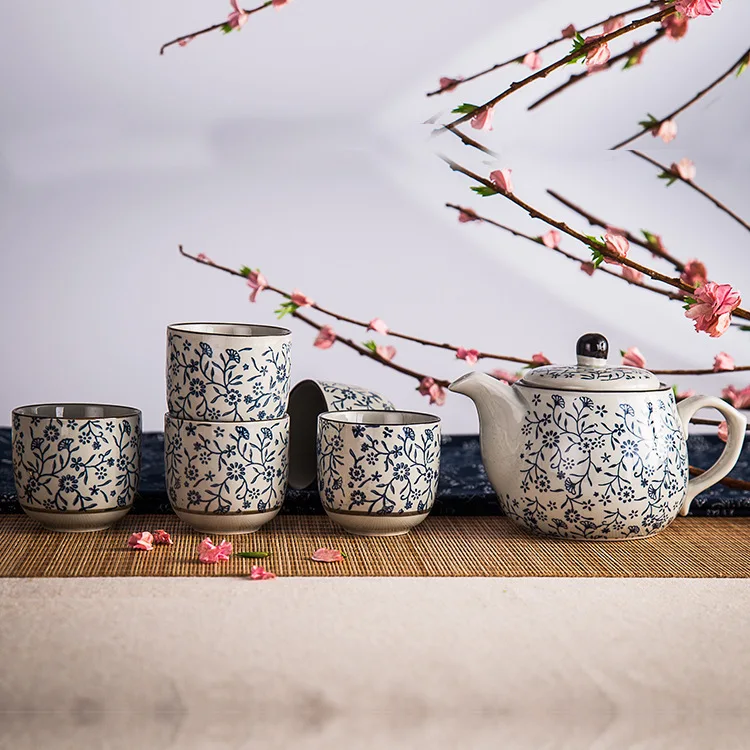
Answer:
[10,328,746,541]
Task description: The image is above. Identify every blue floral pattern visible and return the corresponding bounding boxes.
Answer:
[164,415,289,514]
[528,366,653,383]
[317,420,440,515]
[167,331,291,421]
[318,381,395,412]
[502,393,688,539]
[12,414,141,511]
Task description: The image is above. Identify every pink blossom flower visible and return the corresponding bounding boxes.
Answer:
[717,420,728,442]
[439,76,463,92]
[622,347,647,368]
[561,24,577,39]
[714,352,735,372]
[198,537,233,564]
[178,37,195,47]
[489,168,513,194]
[458,208,478,223]
[227,0,249,30]
[470,106,494,131]
[675,0,721,19]
[290,290,314,308]
[605,225,626,237]
[584,36,611,68]
[153,530,173,546]
[541,230,560,249]
[128,532,153,551]
[672,157,695,181]
[603,233,630,265]
[491,369,519,384]
[272,0,289,7]
[418,377,446,406]
[314,326,336,350]
[676,389,695,400]
[456,347,480,366]
[680,259,708,288]
[367,318,389,335]
[376,345,397,361]
[522,51,543,71]
[622,266,643,283]
[603,16,624,33]
[685,281,742,337]
[311,548,345,563]
[247,270,268,303]
[662,13,689,40]
[723,385,750,409]
[531,353,551,366]
[580,262,596,276]
[249,565,277,580]
[654,119,677,143]
[196,253,213,263]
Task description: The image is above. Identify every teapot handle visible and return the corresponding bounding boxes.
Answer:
[676,395,747,516]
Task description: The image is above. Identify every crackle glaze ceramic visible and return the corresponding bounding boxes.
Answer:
[164,413,289,534]
[316,410,441,536]
[288,379,395,489]
[450,333,747,541]
[12,404,142,532]
[166,323,292,422]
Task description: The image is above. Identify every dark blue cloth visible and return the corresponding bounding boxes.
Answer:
[1,429,747,515]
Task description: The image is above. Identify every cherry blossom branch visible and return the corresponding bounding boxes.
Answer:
[546,190,685,271]
[611,44,750,150]
[426,1,663,97]
[159,1,272,55]
[527,30,664,111]
[178,245,534,366]
[445,6,674,136]
[631,150,750,234]
[690,465,750,492]
[445,203,682,302]
[651,366,750,375]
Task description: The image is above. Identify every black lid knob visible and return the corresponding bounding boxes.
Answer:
[576,333,608,360]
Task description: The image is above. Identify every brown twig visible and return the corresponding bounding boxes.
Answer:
[631,150,750,234]
[527,30,664,111]
[689,465,750,492]
[160,1,272,55]
[178,245,535,366]
[652,366,750,375]
[611,45,750,150]
[547,189,685,271]
[425,1,663,97]
[445,6,673,137]
[445,203,681,302]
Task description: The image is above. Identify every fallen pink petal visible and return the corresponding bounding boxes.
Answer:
[249,565,277,580]
[128,531,154,551]
[152,530,173,546]
[311,548,346,563]
[198,537,233,564]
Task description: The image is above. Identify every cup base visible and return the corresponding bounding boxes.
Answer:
[172,507,281,535]
[20,505,132,533]
[324,509,430,537]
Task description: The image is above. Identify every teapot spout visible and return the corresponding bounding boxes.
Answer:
[449,371,527,435]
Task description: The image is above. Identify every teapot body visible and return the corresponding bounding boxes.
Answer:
[484,384,689,540]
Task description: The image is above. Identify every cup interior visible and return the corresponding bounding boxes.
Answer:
[168,323,291,337]
[13,404,140,420]
[319,410,440,426]
[288,380,329,490]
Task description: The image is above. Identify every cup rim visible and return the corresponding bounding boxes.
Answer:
[167,322,292,338]
[318,409,441,426]
[164,412,289,427]
[13,403,142,420]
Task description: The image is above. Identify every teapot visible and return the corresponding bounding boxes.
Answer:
[450,333,747,540]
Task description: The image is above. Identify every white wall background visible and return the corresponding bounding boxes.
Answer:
[1,0,749,432]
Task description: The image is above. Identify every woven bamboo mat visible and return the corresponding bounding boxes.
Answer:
[1,514,749,578]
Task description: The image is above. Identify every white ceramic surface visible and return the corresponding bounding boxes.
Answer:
[11,404,141,532]
[164,413,289,534]
[288,379,395,489]
[450,333,747,541]
[166,323,292,422]
[317,410,441,536]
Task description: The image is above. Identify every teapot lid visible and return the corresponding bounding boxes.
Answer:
[518,333,663,393]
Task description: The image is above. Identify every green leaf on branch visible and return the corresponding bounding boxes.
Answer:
[239,266,253,277]
[591,249,605,269]
[622,52,641,71]
[221,23,233,34]
[584,234,605,250]
[451,103,479,115]
[567,33,588,65]
[682,296,697,311]
[641,230,660,248]
[638,113,659,131]
[737,56,749,77]
[657,171,678,187]
[672,384,679,399]
[275,301,299,319]
[738,325,750,332]
[471,185,497,197]
[235,551,271,559]
[363,340,378,353]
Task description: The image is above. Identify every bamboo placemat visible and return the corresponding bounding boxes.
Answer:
[0,514,749,578]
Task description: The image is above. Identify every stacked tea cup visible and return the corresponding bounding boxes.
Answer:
[164,323,292,534]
